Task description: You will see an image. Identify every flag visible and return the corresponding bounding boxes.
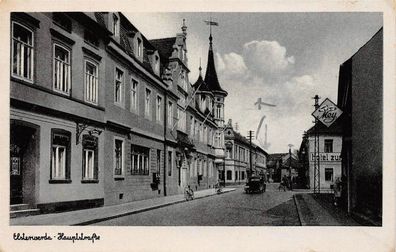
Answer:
[204,20,219,26]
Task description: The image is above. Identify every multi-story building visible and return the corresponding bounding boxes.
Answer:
[306,121,342,191]
[10,12,109,214]
[10,12,228,215]
[337,28,382,225]
[224,119,268,184]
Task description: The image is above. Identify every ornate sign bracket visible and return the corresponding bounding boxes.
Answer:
[76,122,102,145]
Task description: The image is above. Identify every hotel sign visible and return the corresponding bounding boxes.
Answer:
[310,152,341,162]
[312,98,343,127]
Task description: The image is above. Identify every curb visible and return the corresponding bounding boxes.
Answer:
[293,194,306,226]
[74,188,236,226]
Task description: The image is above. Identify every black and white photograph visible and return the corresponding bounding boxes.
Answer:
[1,1,395,251]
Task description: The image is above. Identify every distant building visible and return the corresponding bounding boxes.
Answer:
[223,119,268,184]
[267,153,300,183]
[337,28,382,225]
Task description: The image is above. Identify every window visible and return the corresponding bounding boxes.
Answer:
[114,68,123,105]
[203,160,207,177]
[131,145,150,175]
[200,96,206,111]
[130,79,138,112]
[50,129,71,181]
[53,44,71,94]
[53,13,72,32]
[84,60,98,104]
[324,139,333,153]
[114,138,124,177]
[137,38,142,57]
[84,30,99,47]
[203,126,207,144]
[216,104,221,118]
[112,14,119,37]
[179,70,187,91]
[198,160,202,175]
[82,135,98,181]
[156,95,162,123]
[226,149,231,159]
[226,170,232,180]
[12,22,34,82]
[242,171,245,180]
[178,108,186,132]
[168,101,173,128]
[145,88,151,118]
[154,55,160,74]
[235,171,238,180]
[190,116,195,138]
[189,159,194,178]
[325,168,333,182]
[168,150,173,176]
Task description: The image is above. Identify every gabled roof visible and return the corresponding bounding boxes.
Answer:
[306,117,343,135]
[204,35,227,95]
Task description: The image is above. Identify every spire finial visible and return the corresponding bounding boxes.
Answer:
[181,18,187,35]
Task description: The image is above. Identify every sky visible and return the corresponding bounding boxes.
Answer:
[124,12,382,153]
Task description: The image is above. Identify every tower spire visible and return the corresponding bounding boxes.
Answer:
[199,58,202,76]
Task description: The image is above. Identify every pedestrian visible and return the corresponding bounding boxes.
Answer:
[333,177,342,206]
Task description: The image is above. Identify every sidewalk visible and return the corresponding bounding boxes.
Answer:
[10,187,236,226]
[293,193,360,226]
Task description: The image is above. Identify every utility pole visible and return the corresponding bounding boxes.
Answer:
[313,95,320,194]
[247,130,254,179]
[288,144,293,191]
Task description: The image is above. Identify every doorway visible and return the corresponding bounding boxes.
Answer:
[10,121,38,205]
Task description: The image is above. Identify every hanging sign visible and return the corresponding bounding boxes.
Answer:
[312,98,343,127]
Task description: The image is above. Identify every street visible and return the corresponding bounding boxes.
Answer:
[94,184,300,226]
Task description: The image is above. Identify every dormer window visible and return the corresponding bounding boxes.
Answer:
[112,14,119,37]
[154,55,160,74]
[137,38,142,57]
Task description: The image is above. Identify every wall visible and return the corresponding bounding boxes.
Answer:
[350,29,382,221]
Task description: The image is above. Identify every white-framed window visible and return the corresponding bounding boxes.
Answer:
[156,95,162,123]
[50,129,71,181]
[145,88,152,118]
[325,168,334,182]
[131,145,150,175]
[200,95,206,111]
[203,160,207,177]
[154,55,160,74]
[189,159,194,178]
[114,137,124,177]
[84,59,98,104]
[112,14,119,37]
[12,22,34,82]
[168,101,173,128]
[130,78,138,112]
[137,38,142,58]
[178,108,186,132]
[114,67,123,105]
[216,104,221,118]
[82,135,98,181]
[53,44,71,95]
[179,70,187,91]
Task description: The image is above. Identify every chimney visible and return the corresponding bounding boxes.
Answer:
[181,19,187,35]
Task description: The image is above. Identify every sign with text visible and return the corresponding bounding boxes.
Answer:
[312,98,343,127]
[310,152,341,162]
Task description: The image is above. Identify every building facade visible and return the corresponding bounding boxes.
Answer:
[224,120,268,184]
[9,12,227,215]
[305,122,343,192]
[337,28,382,225]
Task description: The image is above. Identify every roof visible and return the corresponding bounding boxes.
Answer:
[149,37,177,61]
[193,74,211,92]
[204,35,227,95]
[306,117,343,135]
[268,153,288,161]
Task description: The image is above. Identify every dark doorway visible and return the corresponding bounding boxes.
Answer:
[10,123,36,205]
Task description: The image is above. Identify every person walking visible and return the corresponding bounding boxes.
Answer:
[333,177,342,206]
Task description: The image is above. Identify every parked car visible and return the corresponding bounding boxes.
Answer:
[244,175,266,194]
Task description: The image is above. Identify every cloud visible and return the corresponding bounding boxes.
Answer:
[216,52,248,78]
[242,40,295,80]
[216,40,316,152]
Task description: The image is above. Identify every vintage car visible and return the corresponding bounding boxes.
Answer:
[244,176,266,194]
